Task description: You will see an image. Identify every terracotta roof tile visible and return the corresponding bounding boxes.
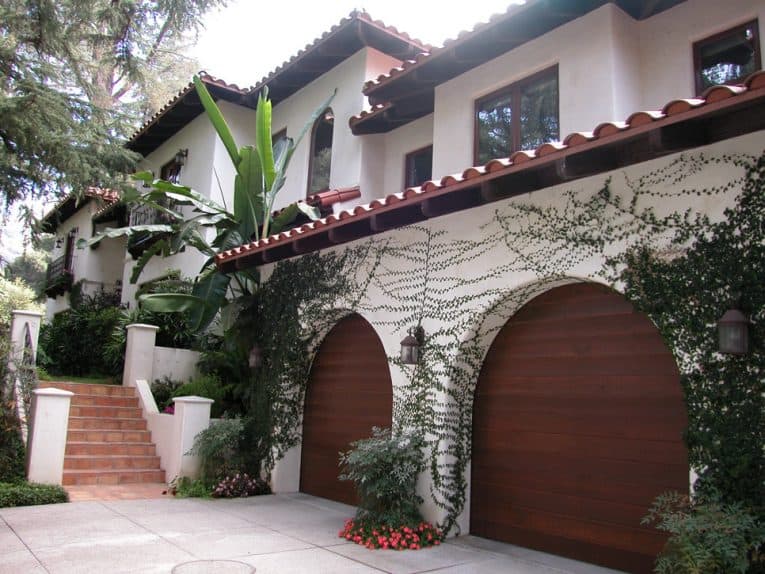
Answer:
[216,70,765,270]
[128,72,247,145]
[244,10,428,98]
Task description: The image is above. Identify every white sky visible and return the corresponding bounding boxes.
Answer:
[1,0,520,263]
[190,0,519,86]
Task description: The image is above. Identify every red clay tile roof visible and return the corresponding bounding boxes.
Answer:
[41,187,122,233]
[306,186,362,210]
[127,73,249,156]
[128,11,429,157]
[352,0,686,134]
[246,10,429,99]
[216,71,765,272]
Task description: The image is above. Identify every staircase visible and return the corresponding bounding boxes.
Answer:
[40,382,165,486]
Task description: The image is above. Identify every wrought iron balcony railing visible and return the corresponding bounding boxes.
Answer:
[44,255,74,298]
[127,201,177,257]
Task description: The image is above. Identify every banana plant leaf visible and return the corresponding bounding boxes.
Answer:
[193,75,240,168]
[77,224,174,249]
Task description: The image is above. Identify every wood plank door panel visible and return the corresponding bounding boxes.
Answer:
[471,283,688,573]
[300,314,392,504]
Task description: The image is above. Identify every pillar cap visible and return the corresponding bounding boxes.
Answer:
[126,323,160,331]
[173,396,215,405]
[12,310,44,318]
[33,388,74,398]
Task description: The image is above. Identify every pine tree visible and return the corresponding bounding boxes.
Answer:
[0,0,228,209]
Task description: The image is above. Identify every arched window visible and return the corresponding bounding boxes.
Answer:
[307,108,333,194]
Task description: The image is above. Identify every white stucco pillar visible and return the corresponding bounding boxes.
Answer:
[122,323,159,388]
[10,310,43,366]
[170,396,213,480]
[26,388,73,485]
[9,310,44,444]
[271,444,302,493]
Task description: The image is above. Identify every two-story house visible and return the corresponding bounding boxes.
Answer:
[210,1,761,572]
[42,1,764,570]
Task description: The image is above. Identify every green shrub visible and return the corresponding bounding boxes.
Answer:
[643,491,765,574]
[173,374,228,418]
[339,427,426,527]
[151,376,183,412]
[0,336,26,483]
[39,289,122,376]
[0,482,69,507]
[189,416,246,483]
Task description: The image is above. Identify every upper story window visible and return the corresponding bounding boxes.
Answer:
[308,108,333,195]
[404,145,433,188]
[694,20,761,94]
[474,66,559,165]
[161,150,187,184]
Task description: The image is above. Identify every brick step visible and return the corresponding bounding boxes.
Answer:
[62,469,166,486]
[64,455,161,471]
[65,441,158,456]
[69,405,144,419]
[67,429,153,443]
[69,394,139,408]
[39,382,135,397]
[68,417,147,431]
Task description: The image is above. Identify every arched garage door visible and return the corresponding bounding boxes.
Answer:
[471,283,688,573]
[300,313,392,504]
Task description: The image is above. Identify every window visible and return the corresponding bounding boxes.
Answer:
[161,156,183,184]
[474,66,559,165]
[308,108,334,195]
[404,145,433,188]
[694,20,761,94]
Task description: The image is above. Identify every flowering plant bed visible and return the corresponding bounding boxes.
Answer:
[339,518,442,550]
[212,472,270,498]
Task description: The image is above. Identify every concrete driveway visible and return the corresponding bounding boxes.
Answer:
[0,493,624,574]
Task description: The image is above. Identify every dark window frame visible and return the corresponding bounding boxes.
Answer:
[404,145,433,189]
[307,108,334,196]
[693,20,761,95]
[473,65,559,165]
[160,157,182,184]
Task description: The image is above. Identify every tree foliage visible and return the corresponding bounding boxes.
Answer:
[0,0,227,208]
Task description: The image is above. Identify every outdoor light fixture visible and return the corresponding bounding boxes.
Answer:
[400,325,425,365]
[175,148,188,166]
[717,307,749,355]
[248,344,262,370]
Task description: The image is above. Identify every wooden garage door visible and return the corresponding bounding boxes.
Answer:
[471,283,688,573]
[300,313,392,504]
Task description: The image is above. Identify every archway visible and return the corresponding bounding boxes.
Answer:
[300,313,392,504]
[470,282,688,573]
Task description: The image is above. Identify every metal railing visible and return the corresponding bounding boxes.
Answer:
[44,255,73,297]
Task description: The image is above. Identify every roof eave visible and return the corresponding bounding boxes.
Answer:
[218,75,765,273]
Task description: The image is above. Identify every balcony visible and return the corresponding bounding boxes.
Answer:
[44,256,74,298]
[127,202,176,258]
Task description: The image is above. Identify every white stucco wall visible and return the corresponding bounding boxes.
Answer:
[121,114,220,305]
[46,202,125,319]
[638,0,765,109]
[266,129,764,533]
[432,4,635,177]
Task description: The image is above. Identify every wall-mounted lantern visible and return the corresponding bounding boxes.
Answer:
[175,148,189,167]
[717,307,749,355]
[248,344,262,370]
[400,325,425,365]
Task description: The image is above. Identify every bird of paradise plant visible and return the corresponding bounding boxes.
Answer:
[83,76,334,331]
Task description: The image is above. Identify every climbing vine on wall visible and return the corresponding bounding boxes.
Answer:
[245,146,763,532]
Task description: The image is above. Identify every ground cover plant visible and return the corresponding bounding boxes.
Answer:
[0,482,68,508]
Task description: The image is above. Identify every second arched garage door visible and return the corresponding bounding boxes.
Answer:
[471,283,688,573]
[300,313,392,504]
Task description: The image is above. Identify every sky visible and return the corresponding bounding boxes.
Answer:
[0,0,519,264]
[190,0,519,86]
